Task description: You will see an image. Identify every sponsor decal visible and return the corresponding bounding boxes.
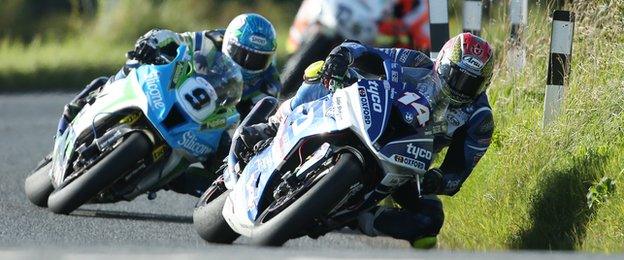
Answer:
[249,35,267,46]
[205,117,226,129]
[146,72,165,109]
[391,71,399,83]
[463,56,485,70]
[358,88,366,97]
[359,86,372,125]
[407,143,432,160]
[399,51,409,63]
[360,81,385,126]
[178,131,211,155]
[367,81,383,113]
[324,106,335,118]
[393,154,426,170]
[334,96,344,114]
[152,145,167,161]
[246,170,260,210]
[173,62,189,86]
[447,114,461,126]
[404,112,414,124]
[472,44,483,56]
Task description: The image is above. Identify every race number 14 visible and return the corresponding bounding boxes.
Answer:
[398,92,430,127]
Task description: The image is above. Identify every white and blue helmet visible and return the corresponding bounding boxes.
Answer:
[223,13,277,74]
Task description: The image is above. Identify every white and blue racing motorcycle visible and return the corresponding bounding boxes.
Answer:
[194,56,436,246]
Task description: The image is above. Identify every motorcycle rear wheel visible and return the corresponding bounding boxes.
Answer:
[249,152,363,247]
[47,132,151,214]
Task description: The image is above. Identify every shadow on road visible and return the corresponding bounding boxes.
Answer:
[510,148,608,250]
[72,209,193,224]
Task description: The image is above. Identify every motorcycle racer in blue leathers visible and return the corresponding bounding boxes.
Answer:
[56,13,281,198]
[236,33,495,249]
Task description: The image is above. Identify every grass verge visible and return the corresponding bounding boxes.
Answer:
[438,0,624,252]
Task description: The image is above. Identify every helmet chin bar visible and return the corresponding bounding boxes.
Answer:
[440,82,472,106]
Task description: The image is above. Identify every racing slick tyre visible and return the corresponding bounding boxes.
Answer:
[24,154,54,207]
[250,152,363,247]
[193,190,240,244]
[280,32,336,99]
[47,133,151,215]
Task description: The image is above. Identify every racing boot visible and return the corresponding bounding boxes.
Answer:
[168,132,231,198]
[167,166,218,198]
[357,195,444,249]
[57,77,109,134]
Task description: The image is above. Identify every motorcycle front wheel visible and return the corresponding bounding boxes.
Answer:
[249,152,363,247]
[24,154,54,207]
[47,132,151,214]
[193,189,240,244]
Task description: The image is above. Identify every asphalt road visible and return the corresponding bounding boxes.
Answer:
[0,93,619,259]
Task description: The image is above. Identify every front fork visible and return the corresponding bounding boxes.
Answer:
[224,97,279,189]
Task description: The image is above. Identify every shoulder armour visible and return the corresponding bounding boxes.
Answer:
[204,29,226,50]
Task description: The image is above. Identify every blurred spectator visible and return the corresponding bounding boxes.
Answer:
[376,0,430,51]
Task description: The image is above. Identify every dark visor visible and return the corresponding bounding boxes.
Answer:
[227,43,272,71]
[443,63,485,100]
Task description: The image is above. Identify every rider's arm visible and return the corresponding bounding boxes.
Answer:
[438,106,494,196]
[333,42,433,75]
[112,29,185,82]
[202,29,226,50]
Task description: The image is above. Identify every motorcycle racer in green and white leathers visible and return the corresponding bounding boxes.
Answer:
[56,13,281,197]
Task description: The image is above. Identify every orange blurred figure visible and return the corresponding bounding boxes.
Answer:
[376,0,431,51]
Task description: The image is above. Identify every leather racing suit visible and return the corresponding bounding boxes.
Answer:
[241,41,494,247]
[56,29,281,197]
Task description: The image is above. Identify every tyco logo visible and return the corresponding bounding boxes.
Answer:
[406,143,432,160]
[367,81,383,113]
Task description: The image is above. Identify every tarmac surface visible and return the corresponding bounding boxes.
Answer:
[0,93,619,259]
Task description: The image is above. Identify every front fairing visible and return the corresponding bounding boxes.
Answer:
[223,61,436,236]
[224,94,349,235]
[130,56,239,162]
[50,45,239,187]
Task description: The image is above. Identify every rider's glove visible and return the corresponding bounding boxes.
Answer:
[321,46,352,91]
[234,122,279,163]
[421,168,444,195]
[127,29,180,64]
[127,38,161,64]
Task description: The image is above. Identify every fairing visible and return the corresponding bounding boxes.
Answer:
[222,60,435,236]
[50,45,239,188]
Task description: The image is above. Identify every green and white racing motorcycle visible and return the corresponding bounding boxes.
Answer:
[24,45,241,214]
